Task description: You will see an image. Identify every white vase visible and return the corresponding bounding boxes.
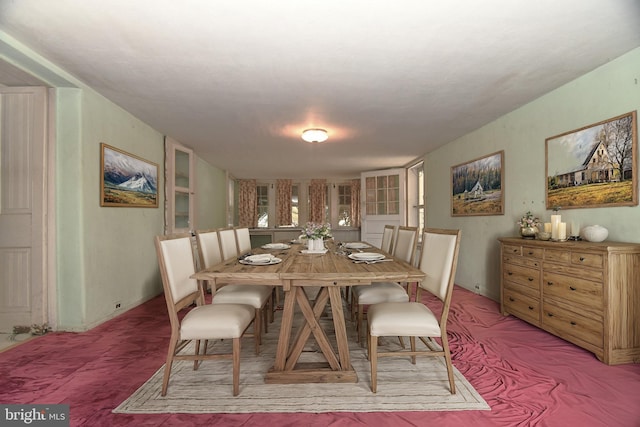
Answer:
[307,238,324,252]
[581,225,608,242]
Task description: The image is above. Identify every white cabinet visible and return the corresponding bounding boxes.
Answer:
[165,137,195,234]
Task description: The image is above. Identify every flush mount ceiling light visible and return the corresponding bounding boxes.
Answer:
[301,128,329,143]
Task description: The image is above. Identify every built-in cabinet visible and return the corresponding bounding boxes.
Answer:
[499,237,640,365]
[165,137,195,233]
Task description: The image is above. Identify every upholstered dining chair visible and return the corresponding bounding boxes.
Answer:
[195,228,273,355]
[234,226,252,255]
[367,228,461,394]
[380,224,396,253]
[351,226,419,343]
[155,233,255,396]
[218,227,239,261]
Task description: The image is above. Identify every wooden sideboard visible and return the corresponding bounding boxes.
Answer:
[498,237,640,365]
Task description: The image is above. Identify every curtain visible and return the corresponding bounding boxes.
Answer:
[276,179,292,226]
[238,179,257,228]
[350,178,361,228]
[309,179,326,224]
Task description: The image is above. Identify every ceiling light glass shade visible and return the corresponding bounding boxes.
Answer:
[302,128,329,143]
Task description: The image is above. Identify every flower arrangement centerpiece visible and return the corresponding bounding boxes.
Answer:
[301,222,332,251]
[517,211,541,239]
[302,222,332,240]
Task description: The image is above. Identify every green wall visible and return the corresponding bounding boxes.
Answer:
[425,47,640,301]
[1,31,228,331]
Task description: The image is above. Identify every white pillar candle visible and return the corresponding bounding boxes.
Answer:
[544,223,552,233]
[551,214,561,240]
[558,222,567,240]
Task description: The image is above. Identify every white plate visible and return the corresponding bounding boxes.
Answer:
[261,243,291,249]
[300,249,328,254]
[348,252,385,261]
[239,257,282,266]
[345,242,371,249]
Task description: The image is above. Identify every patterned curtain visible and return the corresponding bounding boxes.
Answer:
[276,179,292,226]
[238,179,257,228]
[309,179,326,224]
[350,178,361,228]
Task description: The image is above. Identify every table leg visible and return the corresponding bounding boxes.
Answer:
[328,286,351,370]
[273,285,296,371]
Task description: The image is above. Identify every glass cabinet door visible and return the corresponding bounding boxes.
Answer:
[165,137,195,233]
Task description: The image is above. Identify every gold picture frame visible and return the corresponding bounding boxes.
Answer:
[451,150,504,216]
[100,143,159,207]
[545,111,637,209]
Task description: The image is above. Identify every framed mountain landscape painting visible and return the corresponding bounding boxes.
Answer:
[100,143,159,207]
[545,111,637,209]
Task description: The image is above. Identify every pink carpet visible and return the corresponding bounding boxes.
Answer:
[1,286,639,426]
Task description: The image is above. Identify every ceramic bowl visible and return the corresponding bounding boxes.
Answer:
[536,231,551,241]
[581,225,608,242]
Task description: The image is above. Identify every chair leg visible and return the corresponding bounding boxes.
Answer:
[194,339,202,370]
[232,337,241,396]
[410,336,416,364]
[161,339,178,396]
[398,336,406,349]
[370,332,378,393]
[254,309,261,355]
[357,304,364,343]
[442,335,456,394]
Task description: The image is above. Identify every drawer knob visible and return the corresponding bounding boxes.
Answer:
[528,251,534,255]
[528,277,534,282]
[528,306,534,310]
[509,297,515,302]
[569,286,577,291]
[547,281,554,286]
[513,249,518,253]
[570,321,577,326]
[507,272,513,276]
[547,313,554,317]
[579,257,586,262]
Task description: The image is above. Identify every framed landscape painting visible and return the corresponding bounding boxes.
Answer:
[451,150,504,216]
[545,111,637,209]
[100,143,159,207]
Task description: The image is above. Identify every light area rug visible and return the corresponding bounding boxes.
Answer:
[114,306,489,414]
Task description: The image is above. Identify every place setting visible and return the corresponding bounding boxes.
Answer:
[239,254,282,266]
[347,252,393,264]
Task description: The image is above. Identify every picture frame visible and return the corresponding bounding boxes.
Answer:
[545,111,637,210]
[451,150,504,216]
[100,143,159,207]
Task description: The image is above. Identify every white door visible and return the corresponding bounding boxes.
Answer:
[0,87,48,332]
[360,168,406,248]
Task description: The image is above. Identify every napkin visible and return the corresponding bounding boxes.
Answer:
[244,254,275,263]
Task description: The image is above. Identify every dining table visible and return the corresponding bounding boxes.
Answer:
[191,240,425,384]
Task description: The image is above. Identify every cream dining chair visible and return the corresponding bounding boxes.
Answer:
[195,228,273,355]
[155,233,255,396]
[234,226,252,255]
[380,224,396,253]
[367,228,462,394]
[351,226,419,343]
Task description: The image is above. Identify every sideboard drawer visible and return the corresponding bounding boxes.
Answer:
[504,287,540,325]
[543,272,603,309]
[503,263,540,294]
[521,246,544,259]
[542,301,603,349]
[571,252,603,269]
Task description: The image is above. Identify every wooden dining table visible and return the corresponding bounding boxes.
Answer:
[191,240,425,384]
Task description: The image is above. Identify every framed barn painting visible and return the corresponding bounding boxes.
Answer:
[100,143,159,207]
[451,150,504,216]
[545,111,637,209]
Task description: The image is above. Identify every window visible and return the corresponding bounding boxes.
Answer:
[291,185,299,226]
[408,161,424,234]
[365,174,400,215]
[337,184,352,227]
[257,184,269,228]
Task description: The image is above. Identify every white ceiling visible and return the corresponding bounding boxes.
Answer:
[1,0,639,179]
